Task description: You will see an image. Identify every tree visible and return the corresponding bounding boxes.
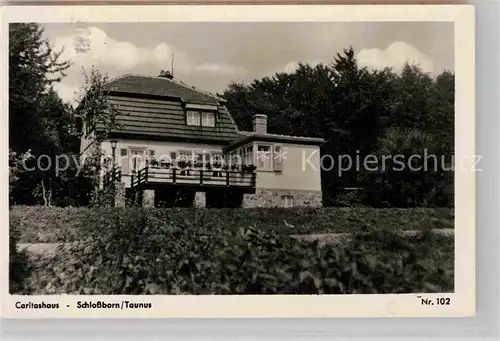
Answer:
[9,149,34,205]
[222,47,454,207]
[9,23,76,205]
[9,23,71,154]
[8,24,120,207]
[360,127,452,207]
[70,66,123,206]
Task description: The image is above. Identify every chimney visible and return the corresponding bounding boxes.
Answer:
[253,114,267,134]
[159,70,174,80]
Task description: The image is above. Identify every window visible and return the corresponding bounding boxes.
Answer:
[178,151,196,162]
[119,149,129,173]
[187,111,216,127]
[281,195,294,208]
[211,153,224,162]
[202,112,215,127]
[241,145,253,166]
[257,145,272,170]
[273,144,284,172]
[147,149,156,166]
[187,111,200,126]
[196,153,205,163]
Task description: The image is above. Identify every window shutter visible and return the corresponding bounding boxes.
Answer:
[273,145,283,172]
[120,148,129,174]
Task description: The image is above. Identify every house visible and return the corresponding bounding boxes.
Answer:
[80,73,324,208]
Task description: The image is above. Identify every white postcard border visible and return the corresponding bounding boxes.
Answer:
[1,4,475,318]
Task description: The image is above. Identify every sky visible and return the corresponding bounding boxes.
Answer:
[41,22,454,106]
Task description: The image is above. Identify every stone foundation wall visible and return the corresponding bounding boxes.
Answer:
[242,189,322,208]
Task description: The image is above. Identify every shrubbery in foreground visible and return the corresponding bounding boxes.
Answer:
[10,205,454,243]
[9,223,33,294]
[16,208,454,295]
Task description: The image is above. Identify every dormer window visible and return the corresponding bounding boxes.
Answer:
[187,111,201,126]
[186,110,216,127]
[201,112,215,127]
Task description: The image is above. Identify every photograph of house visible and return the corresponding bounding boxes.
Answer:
[85,74,324,209]
[7,18,463,299]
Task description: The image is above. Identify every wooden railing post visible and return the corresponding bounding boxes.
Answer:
[172,168,176,184]
[114,166,121,182]
[200,170,203,185]
[226,171,230,186]
[145,166,149,184]
[251,172,256,187]
[131,174,135,187]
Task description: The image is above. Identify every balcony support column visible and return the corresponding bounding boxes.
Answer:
[114,181,126,207]
[142,189,155,208]
[194,191,206,208]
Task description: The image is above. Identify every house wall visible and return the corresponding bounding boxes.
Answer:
[85,136,323,208]
[79,123,96,160]
[232,142,323,208]
[255,143,321,192]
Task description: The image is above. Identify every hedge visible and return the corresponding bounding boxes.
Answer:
[9,221,34,293]
[12,207,454,295]
[10,206,454,243]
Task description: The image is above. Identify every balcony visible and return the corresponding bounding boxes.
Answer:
[130,166,256,191]
[103,166,122,187]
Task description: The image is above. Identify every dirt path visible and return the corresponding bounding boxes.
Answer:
[291,228,454,245]
[16,242,75,258]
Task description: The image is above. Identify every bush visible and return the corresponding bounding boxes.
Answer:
[10,206,88,243]
[10,206,454,243]
[9,222,33,294]
[20,209,454,295]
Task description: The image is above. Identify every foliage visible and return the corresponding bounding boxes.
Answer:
[222,48,454,207]
[360,127,453,207]
[9,149,34,204]
[9,23,80,206]
[76,67,122,143]
[9,23,72,154]
[11,205,453,244]
[88,184,117,208]
[10,27,454,209]
[9,23,122,207]
[9,220,34,294]
[17,208,453,295]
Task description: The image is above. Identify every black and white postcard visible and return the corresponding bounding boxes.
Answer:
[1,4,475,318]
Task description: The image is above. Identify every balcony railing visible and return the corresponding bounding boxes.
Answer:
[131,166,256,189]
[103,166,122,187]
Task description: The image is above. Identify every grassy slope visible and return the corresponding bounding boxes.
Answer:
[11,206,454,244]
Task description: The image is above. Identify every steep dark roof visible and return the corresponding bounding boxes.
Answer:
[105,74,220,105]
[95,74,322,146]
[101,94,240,144]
